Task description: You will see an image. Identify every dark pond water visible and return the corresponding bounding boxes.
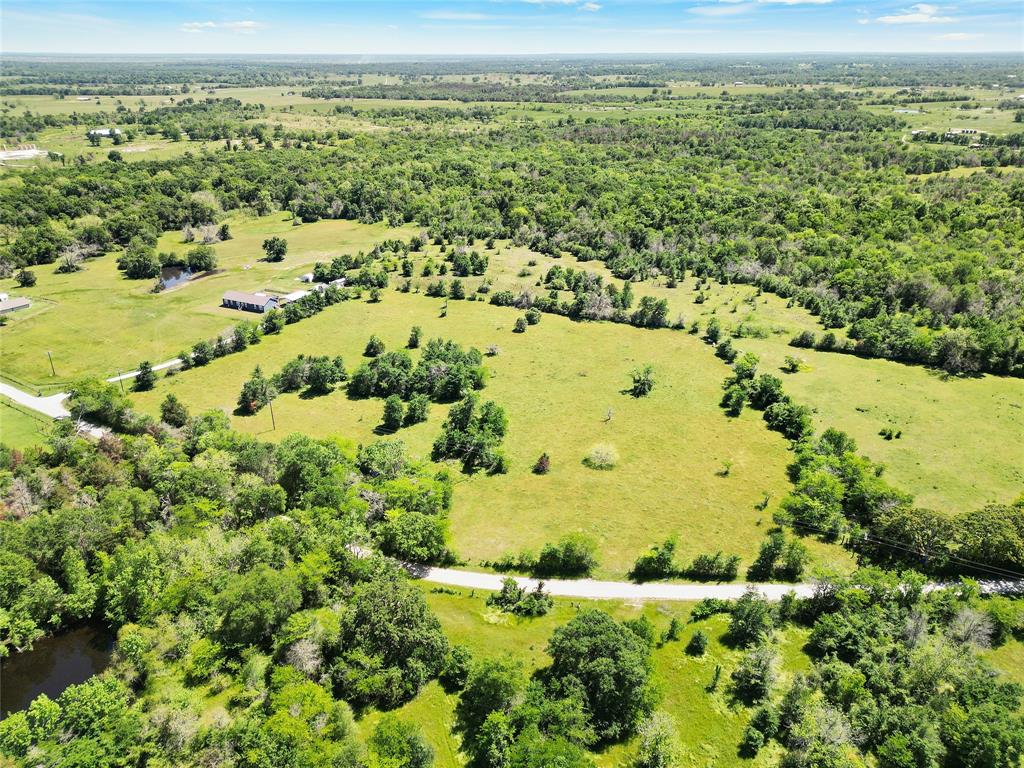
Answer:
[1,626,114,716]
[160,266,194,289]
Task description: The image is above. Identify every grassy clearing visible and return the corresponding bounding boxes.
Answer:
[866,99,1021,136]
[481,246,1024,514]
[0,396,50,449]
[357,586,811,768]
[983,638,1024,688]
[0,213,414,384]
[131,286,851,578]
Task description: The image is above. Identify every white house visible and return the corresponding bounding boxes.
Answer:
[87,128,122,138]
[222,291,278,313]
[0,296,31,314]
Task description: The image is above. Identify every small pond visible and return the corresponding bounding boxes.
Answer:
[1,625,114,716]
[159,266,194,289]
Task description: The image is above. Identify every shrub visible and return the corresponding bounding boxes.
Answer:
[487,577,552,617]
[630,365,655,397]
[404,394,430,425]
[364,335,385,357]
[525,308,542,325]
[731,644,777,703]
[630,538,677,581]
[439,645,472,691]
[685,551,741,582]
[382,395,404,431]
[160,393,189,427]
[534,533,598,577]
[686,630,709,656]
[513,316,528,333]
[533,452,551,475]
[15,269,36,287]
[583,443,618,470]
[790,330,816,348]
[690,598,731,622]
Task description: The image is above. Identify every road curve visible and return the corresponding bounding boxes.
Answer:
[1,357,181,439]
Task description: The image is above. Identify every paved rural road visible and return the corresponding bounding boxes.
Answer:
[0,357,182,437]
[406,563,815,601]
[0,381,71,419]
[401,562,1022,602]
[108,358,182,382]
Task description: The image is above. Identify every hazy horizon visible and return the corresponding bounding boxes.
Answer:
[3,1,1021,56]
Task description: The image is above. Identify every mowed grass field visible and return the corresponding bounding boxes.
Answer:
[132,287,851,577]
[0,397,51,449]
[0,212,415,385]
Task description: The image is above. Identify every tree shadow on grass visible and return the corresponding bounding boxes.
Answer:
[297,387,333,400]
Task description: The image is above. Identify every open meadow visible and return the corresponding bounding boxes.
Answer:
[475,244,1024,514]
[132,286,846,577]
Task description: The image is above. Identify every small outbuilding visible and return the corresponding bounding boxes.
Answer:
[298,272,315,283]
[222,291,278,313]
[0,296,31,314]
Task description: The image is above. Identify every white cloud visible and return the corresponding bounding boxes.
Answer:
[934,31,983,39]
[760,0,833,4]
[180,20,265,34]
[419,10,490,20]
[578,2,602,10]
[876,4,954,23]
[690,2,755,14]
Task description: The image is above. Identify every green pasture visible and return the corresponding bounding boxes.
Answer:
[479,246,1024,514]
[0,396,51,449]
[866,98,1021,136]
[0,213,415,384]
[131,282,853,578]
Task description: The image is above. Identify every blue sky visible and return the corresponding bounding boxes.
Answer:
[2,0,1021,54]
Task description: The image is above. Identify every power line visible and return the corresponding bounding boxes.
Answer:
[786,516,1024,583]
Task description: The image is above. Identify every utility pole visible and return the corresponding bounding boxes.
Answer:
[46,351,56,377]
[116,372,125,395]
[268,397,276,431]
